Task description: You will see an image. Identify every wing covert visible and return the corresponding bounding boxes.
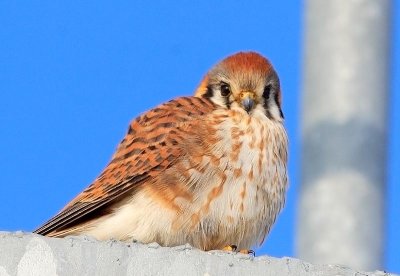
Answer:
[34,96,216,236]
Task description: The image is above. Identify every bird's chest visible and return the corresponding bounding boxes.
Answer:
[191,112,288,248]
[168,110,287,249]
[213,116,282,212]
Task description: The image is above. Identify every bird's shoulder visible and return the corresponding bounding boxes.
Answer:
[69,96,218,206]
[34,96,218,235]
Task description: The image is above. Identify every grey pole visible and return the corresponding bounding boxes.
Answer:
[298,0,391,271]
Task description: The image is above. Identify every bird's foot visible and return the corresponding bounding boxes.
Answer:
[222,244,237,252]
[239,249,255,257]
[222,245,255,256]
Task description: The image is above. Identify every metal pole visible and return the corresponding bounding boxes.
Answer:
[298,0,391,271]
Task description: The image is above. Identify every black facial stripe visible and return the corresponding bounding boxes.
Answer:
[277,107,284,119]
[202,85,214,98]
[263,91,284,119]
[263,97,269,117]
[263,84,271,100]
[274,91,284,119]
[265,108,272,119]
[224,97,231,109]
[279,107,284,119]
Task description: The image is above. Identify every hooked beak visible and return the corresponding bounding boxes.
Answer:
[240,91,256,113]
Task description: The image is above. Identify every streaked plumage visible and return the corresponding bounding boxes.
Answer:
[35,51,288,251]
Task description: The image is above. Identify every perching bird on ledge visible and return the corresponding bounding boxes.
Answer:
[34,51,288,254]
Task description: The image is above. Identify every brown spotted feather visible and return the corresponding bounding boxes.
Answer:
[34,97,216,236]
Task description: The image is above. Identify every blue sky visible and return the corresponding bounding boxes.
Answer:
[0,1,398,272]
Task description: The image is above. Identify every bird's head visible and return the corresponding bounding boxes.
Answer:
[194,51,284,121]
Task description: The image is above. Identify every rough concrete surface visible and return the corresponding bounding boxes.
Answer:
[0,232,395,276]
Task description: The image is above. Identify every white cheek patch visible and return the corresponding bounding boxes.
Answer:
[210,94,227,108]
[210,91,236,109]
[252,105,267,118]
[268,101,283,121]
[253,100,283,122]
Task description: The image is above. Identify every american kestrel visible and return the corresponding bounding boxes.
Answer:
[34,51,288,252]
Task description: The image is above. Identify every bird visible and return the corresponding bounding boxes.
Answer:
[34,51,288,253]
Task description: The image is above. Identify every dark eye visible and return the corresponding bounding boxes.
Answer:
[263,84,272,100]
[220,83,231,97]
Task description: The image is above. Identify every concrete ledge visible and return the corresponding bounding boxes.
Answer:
[0,232,394,276]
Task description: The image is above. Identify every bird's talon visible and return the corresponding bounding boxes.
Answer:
[222,245,238,252]
[239,249,255,256]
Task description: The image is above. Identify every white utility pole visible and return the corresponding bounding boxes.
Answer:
[298,0,391,271]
